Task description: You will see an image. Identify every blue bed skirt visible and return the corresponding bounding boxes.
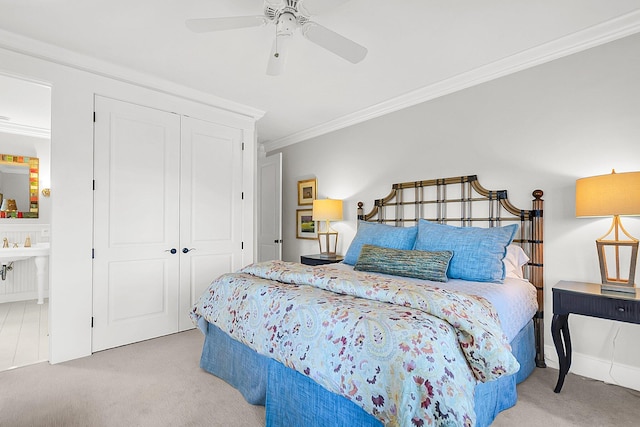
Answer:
[200,319,536,427]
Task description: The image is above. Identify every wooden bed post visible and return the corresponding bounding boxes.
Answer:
[531,190,546,368]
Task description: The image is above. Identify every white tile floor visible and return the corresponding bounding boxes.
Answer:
[0,299,48,371]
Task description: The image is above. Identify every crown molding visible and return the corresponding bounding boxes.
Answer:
[0,29,265,121]
[0,121,50,139]
[262,9,640,153]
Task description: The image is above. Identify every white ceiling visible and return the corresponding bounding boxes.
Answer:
[1,0,639,148]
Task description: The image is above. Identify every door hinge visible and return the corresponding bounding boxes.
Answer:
[92,180,96,190]
[242,142,245,151]
[93,112,96,123]
[92,248,95,259]
[241,242,244,250]
[241,192,244,200]
[91,317,94,328]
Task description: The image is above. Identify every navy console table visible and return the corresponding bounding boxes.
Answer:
[300,254,344,266]
[551,280,640,393]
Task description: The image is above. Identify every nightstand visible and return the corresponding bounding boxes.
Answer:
[300,254,344,266]
[551,280,640,393]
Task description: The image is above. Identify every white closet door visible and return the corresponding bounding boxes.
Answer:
[92,96,181,352]
[258,152,282,262]
[178,116,244,331]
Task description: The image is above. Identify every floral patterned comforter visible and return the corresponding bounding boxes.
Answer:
[191,261,519,427]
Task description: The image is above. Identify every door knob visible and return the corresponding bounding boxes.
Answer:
[182,247,196,254]
[165,248,177,254]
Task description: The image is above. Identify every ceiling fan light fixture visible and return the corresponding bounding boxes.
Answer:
[276,12,297,36]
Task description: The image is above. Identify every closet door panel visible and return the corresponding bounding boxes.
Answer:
[93,96,181,352]
[191,132,233,240]
[107,259,168,321]
[179,116,243,330]
[108,120,170,244]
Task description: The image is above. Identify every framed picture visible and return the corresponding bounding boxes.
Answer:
[296,209,317,239]
[297,178,317,206]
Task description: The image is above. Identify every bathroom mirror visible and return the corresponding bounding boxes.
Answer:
[0,154,38,218]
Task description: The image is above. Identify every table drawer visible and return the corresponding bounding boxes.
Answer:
[554,290,640,324]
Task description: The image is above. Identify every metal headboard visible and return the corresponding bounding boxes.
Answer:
[357,174,545,368]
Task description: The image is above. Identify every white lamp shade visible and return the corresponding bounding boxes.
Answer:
[576,170,640,217]
[312,199,343,221]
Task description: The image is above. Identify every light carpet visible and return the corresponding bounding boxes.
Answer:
[0,329,638,426]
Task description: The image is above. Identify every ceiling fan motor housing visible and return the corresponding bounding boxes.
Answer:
[265,0,309,32]
[276,13,297,36]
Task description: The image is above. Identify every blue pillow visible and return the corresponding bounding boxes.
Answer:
[343,221,418,265]
[413,219,518,283]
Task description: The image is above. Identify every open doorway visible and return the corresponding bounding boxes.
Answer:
[0,73,51,371]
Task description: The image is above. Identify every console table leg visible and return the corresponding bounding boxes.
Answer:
[551,313,571,393]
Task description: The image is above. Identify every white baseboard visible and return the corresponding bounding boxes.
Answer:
[543,344,640,391]
[0,290,46,304]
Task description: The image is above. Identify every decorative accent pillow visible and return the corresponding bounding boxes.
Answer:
[343,221,418,265]
[504,244,530,279]
[354,244,453,282]
[413,219,518,283]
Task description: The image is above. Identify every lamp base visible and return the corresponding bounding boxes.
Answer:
[596,223,638,292]
[317,231,338,258]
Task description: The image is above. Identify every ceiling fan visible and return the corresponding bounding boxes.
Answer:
[186,0,368,75]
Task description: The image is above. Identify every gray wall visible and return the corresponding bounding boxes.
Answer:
[271,33,640,390]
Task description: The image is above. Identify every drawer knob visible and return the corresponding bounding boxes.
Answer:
[617,307,625,312]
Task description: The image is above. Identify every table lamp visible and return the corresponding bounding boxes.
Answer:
[312,198,343,258]
[576,170,640,293]
[0,198,17,212]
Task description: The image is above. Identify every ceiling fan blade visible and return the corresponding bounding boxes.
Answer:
[266,36,291,76]
[299,0,352,16]
[186,16,267,33]
[302,22,367,64]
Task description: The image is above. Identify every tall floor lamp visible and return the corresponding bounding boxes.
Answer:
[312,198,343,258]
[576,170,640,293]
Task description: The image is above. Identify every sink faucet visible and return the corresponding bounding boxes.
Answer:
[2,238,7,248]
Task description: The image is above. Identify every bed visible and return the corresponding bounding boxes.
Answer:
[191,175,545,427]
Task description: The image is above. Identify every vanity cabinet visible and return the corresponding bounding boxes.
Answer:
[91,96,246,351]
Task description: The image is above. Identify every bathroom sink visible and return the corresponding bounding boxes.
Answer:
[0,242,50,264]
